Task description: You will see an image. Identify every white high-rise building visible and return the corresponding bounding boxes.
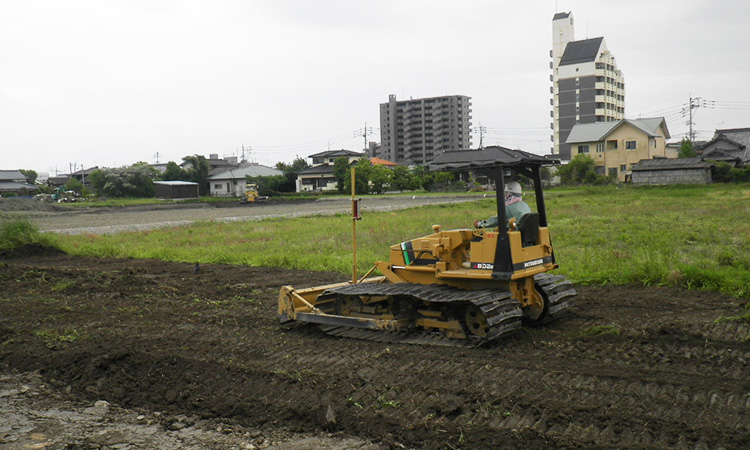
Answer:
[551,12,625,160]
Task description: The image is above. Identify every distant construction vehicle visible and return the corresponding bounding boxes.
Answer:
[239,183,268,204]
[278,147,576,346]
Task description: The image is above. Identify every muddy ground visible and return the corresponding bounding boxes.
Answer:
[1,244,748,449]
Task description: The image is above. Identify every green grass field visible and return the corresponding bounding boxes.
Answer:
[8,183,750,299]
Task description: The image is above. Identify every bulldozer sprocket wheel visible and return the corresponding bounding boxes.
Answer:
[532,273,577,325]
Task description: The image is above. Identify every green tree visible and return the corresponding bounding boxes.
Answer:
[333,156,352,193]
[275,157,310,192]
[342,158,371,195]
[678,138,696,158]
[182,155,210,195]
[390,165,413,191]
[729,166,750,183]
[712,162,733,183]
[558,154,598,185]
[19,169,38,184]
[88,164,157,197]
[65,177,84,194]
[369,164,393,194]
[161,161,189,181]
[246,175,287,195]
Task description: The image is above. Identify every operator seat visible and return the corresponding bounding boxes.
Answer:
[516,212,540,247]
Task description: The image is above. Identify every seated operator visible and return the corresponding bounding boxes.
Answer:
[474,181,531,229]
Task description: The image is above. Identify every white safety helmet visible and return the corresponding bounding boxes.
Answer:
[504,181,522,196]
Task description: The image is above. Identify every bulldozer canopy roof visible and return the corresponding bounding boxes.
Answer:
[428,146,559,171]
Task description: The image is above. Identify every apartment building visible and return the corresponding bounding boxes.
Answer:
[551,12,625,160]
[379,94,472,165]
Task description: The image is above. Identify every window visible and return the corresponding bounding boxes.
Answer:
[214,184,222,189]
[608,167,618,177]
[626,141,636,150]
[595,166,605,175]
[596,143,604,153]
[578,145,590,154]
[620,164,627,172]
[606,140,618,150]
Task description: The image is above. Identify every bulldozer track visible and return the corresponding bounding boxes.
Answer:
[534,273,577,323]
[318,282,524,346]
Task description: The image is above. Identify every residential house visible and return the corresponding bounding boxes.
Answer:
[69,167,99,187]
[296,164,338,192]
[181,154,236,175]
[207,163,282,197]
[296,150,364,192]
[0,170,39,195]
[566,117,671,182]
[309,150,363,165]
[696,128,750,167]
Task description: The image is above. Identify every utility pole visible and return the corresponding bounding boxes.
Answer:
[686,95,702,142]
[361,123,373,154]
[241,144,250,163]
[473,124,487,149]
[684,95,714,142]
[154,152,160,164]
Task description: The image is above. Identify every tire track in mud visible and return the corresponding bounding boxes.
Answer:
[265,318,750,449]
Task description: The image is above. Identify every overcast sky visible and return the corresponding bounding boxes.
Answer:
[2,0,749,175]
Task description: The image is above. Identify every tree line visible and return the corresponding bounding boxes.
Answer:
[248,156,459,196]
[35,155,459,198]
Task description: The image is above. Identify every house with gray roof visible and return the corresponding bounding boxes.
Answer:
[566,117,670,182]
[207,163,282,197]
[0,170,39,195]
[308,150,363,166]
[697,128,750,167]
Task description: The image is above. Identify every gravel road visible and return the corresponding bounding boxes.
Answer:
[4,195,484,235]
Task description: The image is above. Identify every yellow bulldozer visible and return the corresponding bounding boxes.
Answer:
[278,147,575,346]
[239,183,268,204]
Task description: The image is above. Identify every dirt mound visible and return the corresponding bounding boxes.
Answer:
[1,254,748,449]
[0,197,64,212]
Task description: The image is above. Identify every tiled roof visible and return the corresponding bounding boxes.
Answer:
[370,157,397,166]
[429,146,557,170]
[631,158,713,171]
[207,164,282,180]
[0,170,26,181]
[297,164,335,175]
[308,149,363,159]
[0,181,38,191]
[559,37,604,66]
[566,118,669,144]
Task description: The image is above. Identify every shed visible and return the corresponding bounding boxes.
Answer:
[630,158,714,185]
[154,181,200,199]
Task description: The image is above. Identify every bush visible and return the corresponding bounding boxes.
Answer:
[730,166,750,183]
[0,219,57,251]
[89,164,158,197]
